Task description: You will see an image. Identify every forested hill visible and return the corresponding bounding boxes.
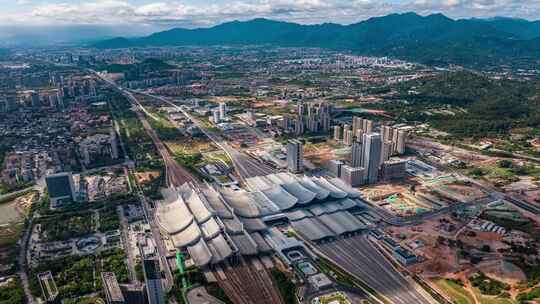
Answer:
[93,13,540,68]
[396,72,540,137]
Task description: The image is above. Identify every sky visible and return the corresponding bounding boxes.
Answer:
[1,0,539,31]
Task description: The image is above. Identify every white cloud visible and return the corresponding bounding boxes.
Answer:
[0,0,538,27]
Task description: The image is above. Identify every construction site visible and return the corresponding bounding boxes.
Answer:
[361,173,489,218]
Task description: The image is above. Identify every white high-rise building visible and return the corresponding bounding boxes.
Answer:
[352,117,359,134]
[362,133,382,184]
[212,109,220,123]
[396,130,407,154]
[333,125,341,141]
[295,116,304,135]
[355,129,364,142]
[341,165,366,187]
[219,102,226,120]
[286,139,303,173]
[344,130,353,146]
[363,119,373,134]
[381,141,393,165]
[351,142,363,168]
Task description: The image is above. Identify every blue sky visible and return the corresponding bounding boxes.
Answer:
[1,0,539,29]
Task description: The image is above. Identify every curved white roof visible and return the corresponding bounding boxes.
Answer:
[155,194,194,235]
[252,191,281,215]
[328,178,362,198]
[208,234,234,264]
[337,211,366,230]
[202,188,233,219]
[201,218,221,240]
[313,177,348,198]
[286,210,312,221]
[184,188,213,223]
[318,211,365,235]
[239,217,267,232]
[220,188,261,218]
[188,238,212,267]
[264,174,285,185]
[250,232,272,253]
[170,220,202,248]
[338,198,358,210]
[291,217,335,241]
[260,186,298,210]
[222,218,244,235]
[246,176,273,191]
[308,204,329,216]
[280,183,317,205]
[266,173,317,205]
[298,176,330,200]
[230,234,259,256]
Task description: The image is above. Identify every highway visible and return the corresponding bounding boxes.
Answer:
[317,235,435,304]
[18,216,36,304]
[135,92,275,181]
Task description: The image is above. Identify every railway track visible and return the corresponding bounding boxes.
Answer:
[215,258,284,304]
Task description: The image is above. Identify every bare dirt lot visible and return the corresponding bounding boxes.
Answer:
[134,171,161,184]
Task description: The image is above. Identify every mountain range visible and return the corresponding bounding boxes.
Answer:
[93,12,540,67]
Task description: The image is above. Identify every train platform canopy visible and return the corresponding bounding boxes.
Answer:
[290,217,335,242]
[155,189,194,235]
[155,183,273,267]
[188,238,213,267]
[245,173,363,212]
[202,188,233,219]
[220,188,262,218]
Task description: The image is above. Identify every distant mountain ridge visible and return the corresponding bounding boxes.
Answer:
[93,12,540,67]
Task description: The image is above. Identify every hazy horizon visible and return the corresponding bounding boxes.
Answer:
[3,0,540,46]
[2,0,540,30]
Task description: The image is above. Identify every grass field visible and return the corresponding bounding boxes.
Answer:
[473,288,515,304]
[432,278,516,304]
[432,278,475,304]
[167,140,216,155]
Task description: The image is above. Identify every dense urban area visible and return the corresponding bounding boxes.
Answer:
[0,30,540,304]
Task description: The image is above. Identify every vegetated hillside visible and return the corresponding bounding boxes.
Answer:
[399,72,540,137]
[93,13,540,67]
[471,17,540,40]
